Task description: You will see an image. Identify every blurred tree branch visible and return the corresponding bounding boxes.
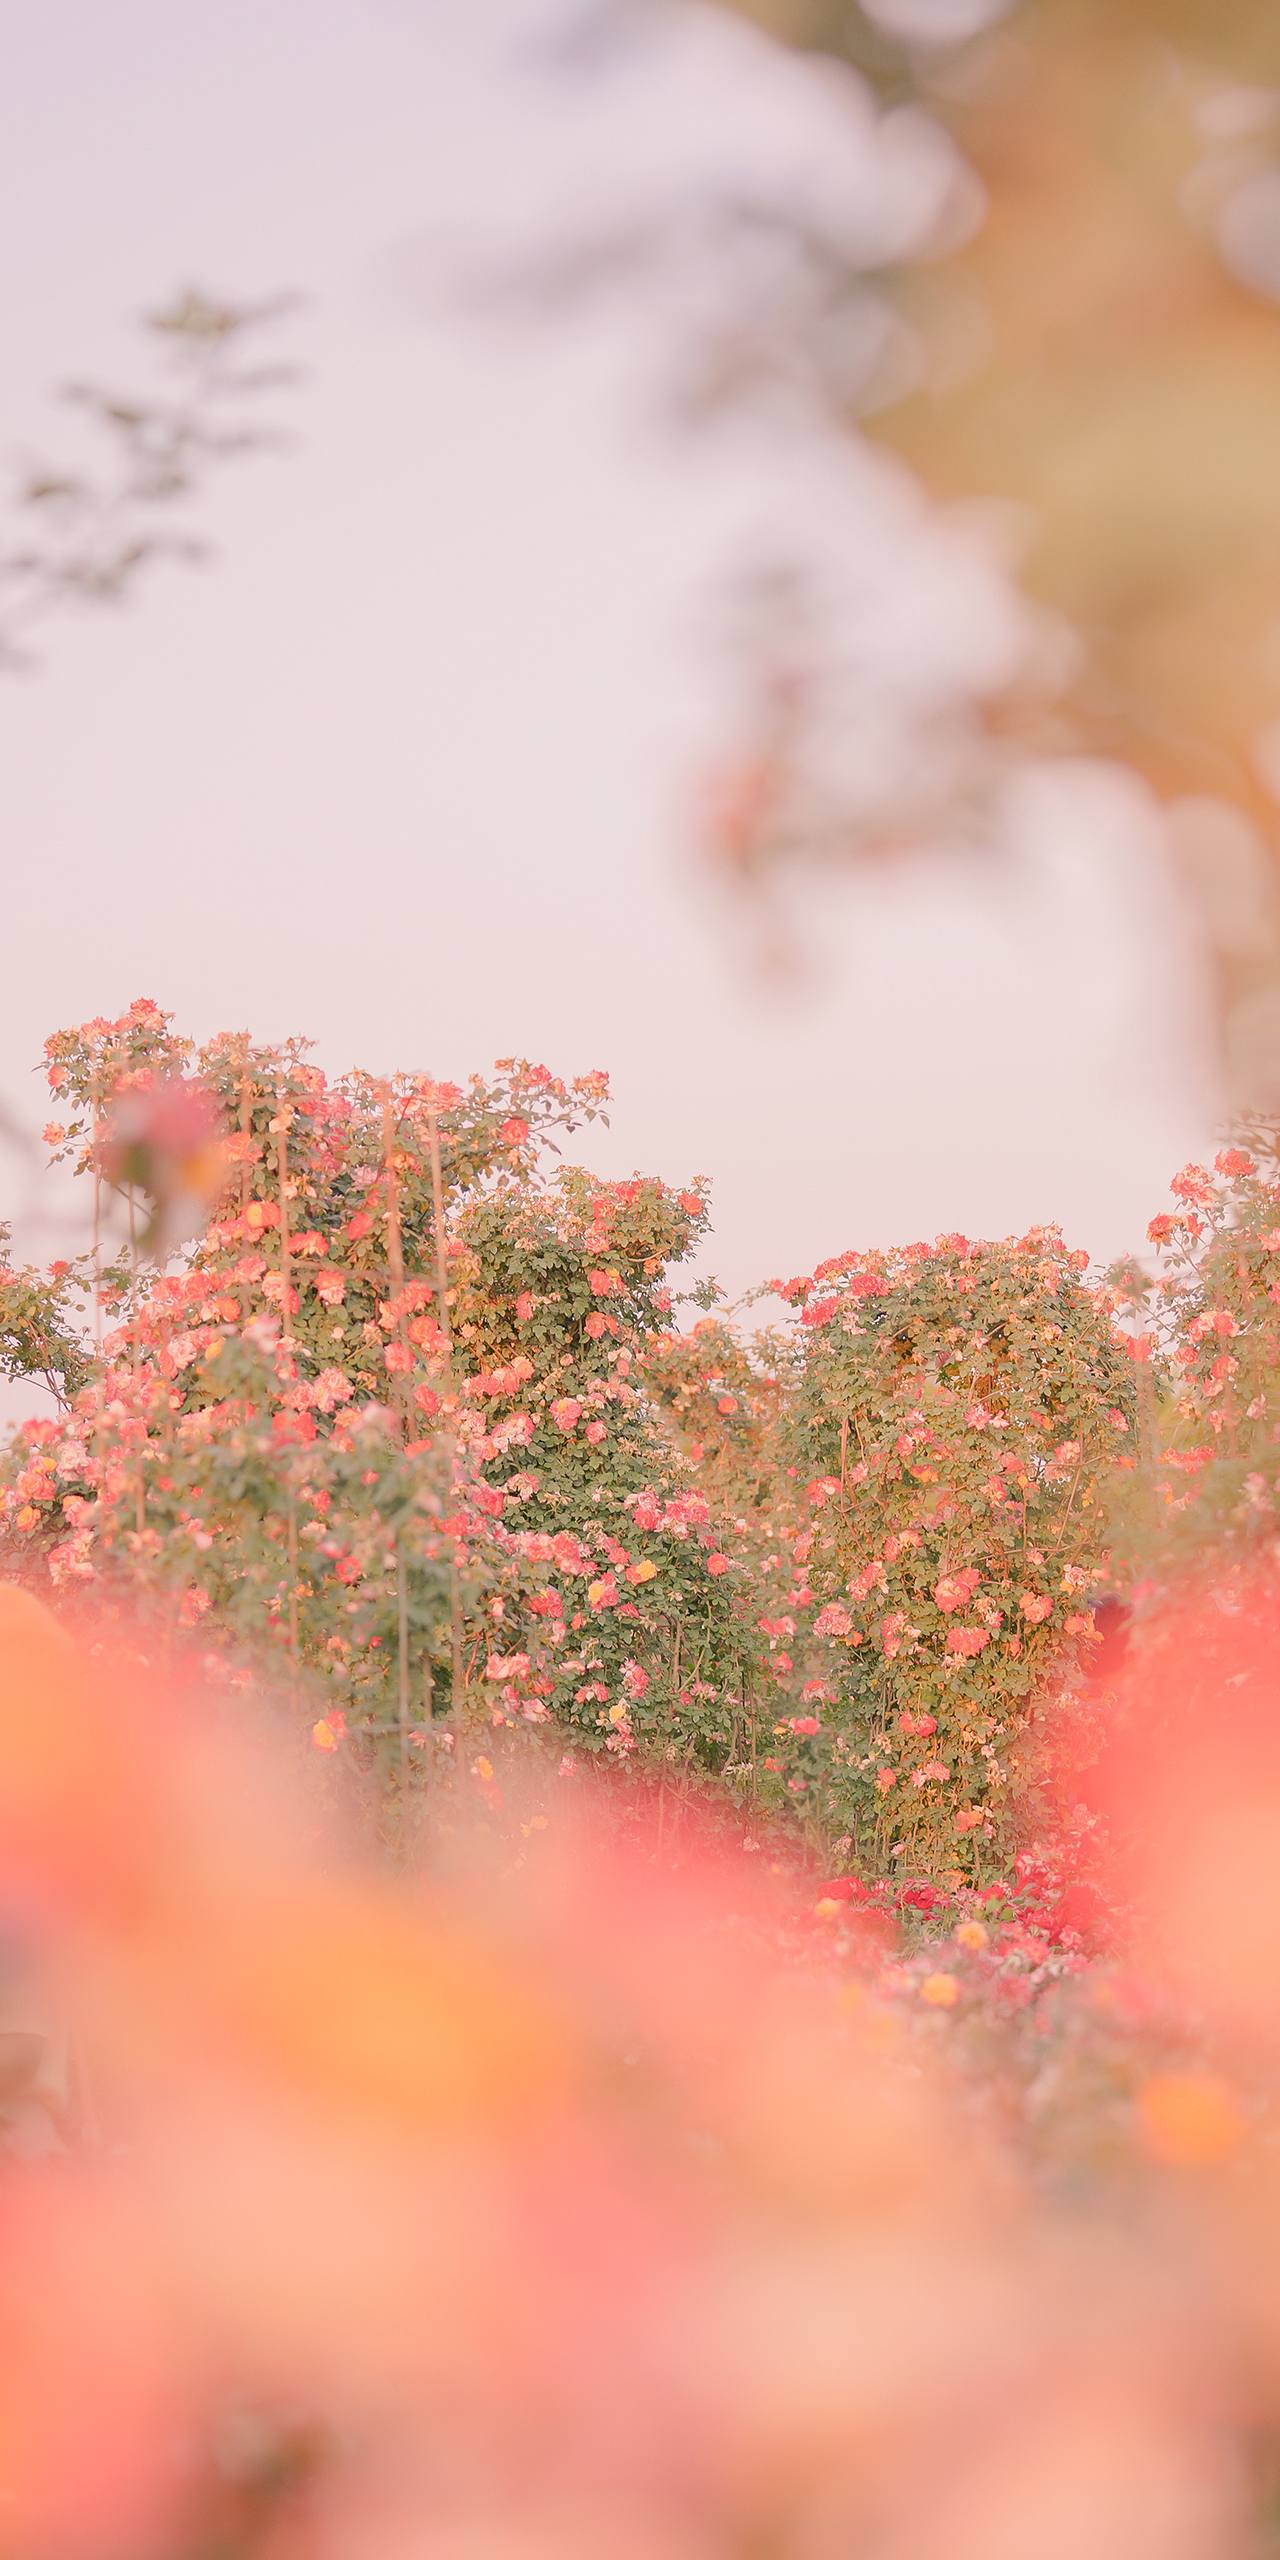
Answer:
[1,287,303,672]
[681,0,1280,808]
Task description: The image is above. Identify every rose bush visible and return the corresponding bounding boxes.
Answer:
[22,1005,1277,1905]
[3,1006,759,1792]
[752,1232,1138,1877]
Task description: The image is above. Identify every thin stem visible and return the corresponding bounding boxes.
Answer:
[238,1051,252,1218]
[381,1091,413,1431]
[90,1077,102,1360]
[383,1090,415,1788]
[397,1544,410,1786]
[427,1106,465,1718]
[127,1184,145,1540]
[275,1118,293,1340]
[276,1115,300,1691]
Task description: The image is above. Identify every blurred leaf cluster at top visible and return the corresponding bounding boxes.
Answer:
[561,0,1280,1087]
[0,288,301,676]
[732,0,1280,806]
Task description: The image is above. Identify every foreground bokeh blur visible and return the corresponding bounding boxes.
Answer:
[2,1571,1280,2556]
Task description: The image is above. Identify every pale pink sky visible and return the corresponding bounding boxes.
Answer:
[2,0,1218,1307]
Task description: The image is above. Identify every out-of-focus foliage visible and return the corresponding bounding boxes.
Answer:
[872,5,1280,807]
[695,0,1280,1077]
[0,289,299,670]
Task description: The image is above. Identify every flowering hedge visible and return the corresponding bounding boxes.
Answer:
[751,1232,1138,1876]
[20,1004,1278,1897]
[4,1005,759,1789]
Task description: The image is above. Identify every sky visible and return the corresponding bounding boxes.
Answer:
[1,0,1220,1314]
